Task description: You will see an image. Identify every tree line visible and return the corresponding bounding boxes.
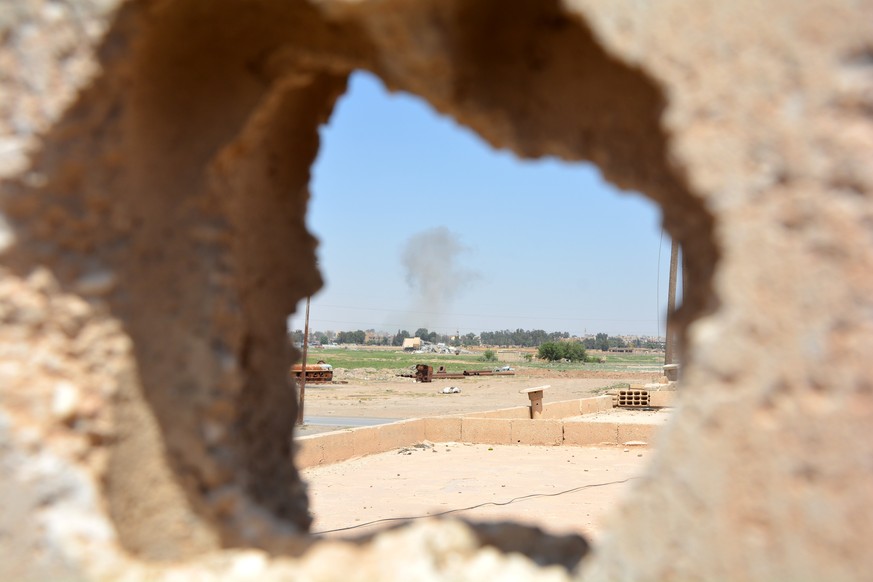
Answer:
[293,327,573,347]
[291,327,661,349]
[479,329,570,347]
[582,333,663,351]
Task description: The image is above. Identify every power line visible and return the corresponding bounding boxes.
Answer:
[310,477,635,535]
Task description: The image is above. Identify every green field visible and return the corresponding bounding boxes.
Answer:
[306,347,663,373]
[522,352,663,373]
[306,348,483,372]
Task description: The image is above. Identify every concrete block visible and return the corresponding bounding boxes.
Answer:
[425,417,462,442]
[510,419,563,445]
[562,421,619,446]
[461,418,511,445]
[617,390,650,407]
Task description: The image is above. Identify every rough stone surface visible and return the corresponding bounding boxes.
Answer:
[1,0,871,580]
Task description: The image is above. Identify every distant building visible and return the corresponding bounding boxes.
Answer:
[402,337,422,351]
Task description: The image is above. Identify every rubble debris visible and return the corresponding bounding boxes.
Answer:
[408,340,474,355]
[397,442,436,455]
[398,363,516,383]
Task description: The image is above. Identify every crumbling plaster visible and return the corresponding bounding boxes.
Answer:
[0,0,871,580]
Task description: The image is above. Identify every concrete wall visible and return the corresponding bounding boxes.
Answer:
[1,0,871,580]
[464,395,616,420]
[295,396,667,469]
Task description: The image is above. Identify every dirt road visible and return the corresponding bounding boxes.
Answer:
[299,370,657,425]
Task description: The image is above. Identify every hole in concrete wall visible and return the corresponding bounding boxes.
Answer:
[1,0,717,566]
[295,70,691,543]
[292,30,700,552]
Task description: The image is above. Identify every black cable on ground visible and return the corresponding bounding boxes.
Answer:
[311,477,636,535]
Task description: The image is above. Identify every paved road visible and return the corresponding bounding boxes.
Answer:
[304,416,400,427]
[297,416,401,437]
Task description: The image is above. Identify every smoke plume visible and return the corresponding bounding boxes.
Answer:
[400,227,478,322]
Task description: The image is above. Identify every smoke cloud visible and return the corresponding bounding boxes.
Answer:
[400,227,478,324]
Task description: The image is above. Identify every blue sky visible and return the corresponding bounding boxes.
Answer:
[290,71,675,338]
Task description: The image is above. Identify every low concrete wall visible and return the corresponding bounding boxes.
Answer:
[562,421,663,447]
[460,417,512,444]
[510,419,563,446]
[563,421,619,447]
[296,419,426,469]
[462,395,615,420]
[542,399,581,419]
[579,395,617,413]
[296,395,669,468]
[424,416,462,443]
[378,419,427,451]
[295,429,357,468]
[465,406,530,420]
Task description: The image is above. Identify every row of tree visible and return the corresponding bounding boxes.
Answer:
[389,328,572,348]
[390,328,456,346]
[581,333,663,351]
[291,328,662,349]
[335,330,366,344]
[582,332,625,351]
[479,329,570,347]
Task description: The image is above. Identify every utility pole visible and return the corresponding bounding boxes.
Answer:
[296,296,311,426]
[665,239,680,366]
[682,246,689,302]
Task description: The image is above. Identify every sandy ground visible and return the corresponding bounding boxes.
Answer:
[298,371,656,430]
[303,443,649,540]
[297,371,663,542]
